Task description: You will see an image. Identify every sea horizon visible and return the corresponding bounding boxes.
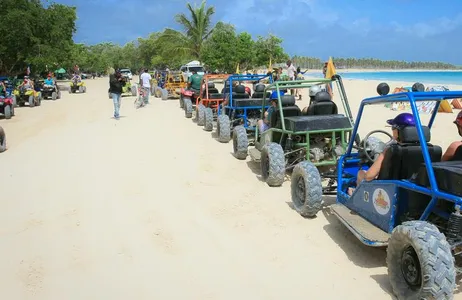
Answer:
[301,70,462,85]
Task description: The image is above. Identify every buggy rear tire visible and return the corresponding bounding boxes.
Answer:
[217,114,231,143]
[232,125,248,160]
[154,86,162,98]
[79,86,84,93]
[184,98,193,118]
[28,95,35,107]
[0,126,5,152]
[291,161,322,217]
[4,105,12,119]
[131,85,137,96]
[179,95,184,109]
[204,108,213,131]
[196,104,206,126]
[51,92,57,100]
[387,221,455,300]
[161,88,168,100]
[261,143,285,187]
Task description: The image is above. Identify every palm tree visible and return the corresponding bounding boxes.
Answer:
[161,1,215,61]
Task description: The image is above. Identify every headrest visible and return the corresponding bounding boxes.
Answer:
[398,126,431,143]
[314,91,331,102]
[255,84,265,92]
[208,82,215,88]
[235,84,245,93]
[279,94,296,107]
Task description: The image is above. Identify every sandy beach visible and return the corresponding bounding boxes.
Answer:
[0,77,460,300]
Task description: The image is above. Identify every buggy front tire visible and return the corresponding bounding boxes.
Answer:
[131,85,137,96]
[179,95,184,109]
[0,126,5,152]
[204,108,213,131]
[4,105,12,119]
[217,114,231,143]
[51,92,57,100]
[184,98,193,118]
[387,221,455,300]
[261,143,285,187]
[196,104,206,126]
[28,95,35,107]
[161,88,168,100]
[291,161,323,217]
[232,125,248,160]
[79,86,84,93]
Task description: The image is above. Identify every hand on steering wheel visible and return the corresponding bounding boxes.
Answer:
[360,129,393,163]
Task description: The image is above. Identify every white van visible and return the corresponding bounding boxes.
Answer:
[180,61,205,79]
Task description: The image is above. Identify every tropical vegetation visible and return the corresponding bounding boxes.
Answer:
[0,0,459,76]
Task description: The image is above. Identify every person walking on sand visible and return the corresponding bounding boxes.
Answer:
[109,69,124,119]
[286,59,297,95]
[140,68,151,105]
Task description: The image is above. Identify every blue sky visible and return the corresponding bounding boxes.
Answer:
[55,0,462,64]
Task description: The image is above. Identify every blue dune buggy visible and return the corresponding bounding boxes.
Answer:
[215,74,273,142]
[291,83,461,299]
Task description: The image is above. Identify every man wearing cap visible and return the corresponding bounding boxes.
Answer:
[348,113,416,195]
[442,111,462,161]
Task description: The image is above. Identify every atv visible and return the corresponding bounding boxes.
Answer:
[38,80,61,100]
[232,76,355,193]
[296,82,462,299]
[69,78,86,93]
[13,87,41,107]
[0,93,15,119]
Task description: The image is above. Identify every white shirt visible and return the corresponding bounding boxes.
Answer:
[287,64,296,79]
[140,72,151,88]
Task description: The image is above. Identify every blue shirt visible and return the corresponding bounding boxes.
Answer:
[271,90,284,99]
[44,78,54,85]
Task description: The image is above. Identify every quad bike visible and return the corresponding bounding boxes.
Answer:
[13,87,41,107]
[0,125,5,152]
[39,81,61,100]
[69,79,86,93]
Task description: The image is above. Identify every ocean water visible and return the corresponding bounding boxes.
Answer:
[303,71,462,85]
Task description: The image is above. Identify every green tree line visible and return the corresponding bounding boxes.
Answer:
[292,56,461,70]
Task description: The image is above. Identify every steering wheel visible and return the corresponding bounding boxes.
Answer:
[360,129,393,163]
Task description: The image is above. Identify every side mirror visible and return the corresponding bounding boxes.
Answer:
[412,82,425,92]
[377,82,390,96]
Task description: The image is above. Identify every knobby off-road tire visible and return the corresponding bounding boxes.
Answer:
[291,161,323,217]
[387,221,456,300]
[261,142,285,187]
[4,105,12,119]
[184,98,193,118]
[179,95,185,109]
[52,92,57,100]
[204,108,213,131]
[196,104,206,126]
[217,114,231,143]
[0,126,6,152]
[161,88,168,100]
[232,125,248,160]
[79,86,84,93]
[36,96,41,106]
[131,85,137,96]
[57,91,61,99]
[154,86,162,98]
[28,95,35,107]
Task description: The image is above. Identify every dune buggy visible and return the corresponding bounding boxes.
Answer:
[233,76,355,192]
[297,83,461,299]
[183,74,229,128]
[161,71,187,100]
[215,74,273,142]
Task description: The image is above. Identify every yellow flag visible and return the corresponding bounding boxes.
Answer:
[325,57,337,99]
[236,63,240,74]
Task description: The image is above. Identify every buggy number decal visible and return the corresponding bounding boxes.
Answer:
[372,188,390,215]
[363,191,369,202]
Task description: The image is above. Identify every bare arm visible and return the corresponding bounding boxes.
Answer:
[364,150,386,181]
[442,141,462,161]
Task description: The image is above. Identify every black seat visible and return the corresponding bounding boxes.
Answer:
[203,82,220,98]
[305,91,338,115]
[252,84,266,98]
[377,126,442,180]
[270,95,301,128]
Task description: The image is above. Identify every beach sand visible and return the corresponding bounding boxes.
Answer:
[0,77,460,300]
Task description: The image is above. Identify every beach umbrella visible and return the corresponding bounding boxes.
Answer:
[55,68,66,74]
[325,57,337,98]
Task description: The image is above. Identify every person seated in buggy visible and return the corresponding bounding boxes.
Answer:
[72,73,82,83]
[44,74,54,87]
[348,112,416,195]
[0,80,7,97]
[187,69,202,93]
[257,90,286,133]
[442,110,462,161]
[18,76,34,90]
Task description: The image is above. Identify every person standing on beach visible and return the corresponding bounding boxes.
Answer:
[286,60,297,95]
[140,68,151,105]
[109,69,124,119]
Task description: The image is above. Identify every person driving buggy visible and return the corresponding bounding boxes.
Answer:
[442,110,462,161]
[348,112,416,195]
[19,76,34,90]
[187,69,202,92]
[0,80,7,97]
[44,74,54,87]
[72,73,82,83]
[257,90,286,133]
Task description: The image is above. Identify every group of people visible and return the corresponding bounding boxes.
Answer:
[266,60,308,100]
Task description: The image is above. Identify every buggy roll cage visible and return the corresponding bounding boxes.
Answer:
[261,75,354,132]
[341,90,462,220]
